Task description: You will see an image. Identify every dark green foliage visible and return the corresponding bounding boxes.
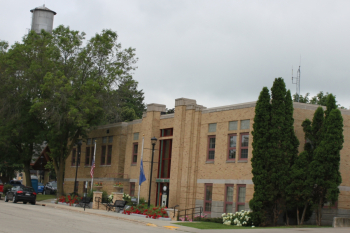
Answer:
[3,184,13,194]
[250,79,299,226]
[293,91,345,108]
[250,87,272,226]
[324,94,337,120]
[309,108,343,225]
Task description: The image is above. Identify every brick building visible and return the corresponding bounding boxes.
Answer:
[64,97,350,223]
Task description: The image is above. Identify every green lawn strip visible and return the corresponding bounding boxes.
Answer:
[174,222,331,230]
[36,195,56,201]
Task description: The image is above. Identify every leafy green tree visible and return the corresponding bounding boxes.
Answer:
[0,32,52,187]
[30,26,140,196]
[250,87,272,226]
[250,80,298,226]
[309,98,343,226]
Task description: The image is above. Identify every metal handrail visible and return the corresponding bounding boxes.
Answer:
[177,206,203,221]
[170,205,179,218]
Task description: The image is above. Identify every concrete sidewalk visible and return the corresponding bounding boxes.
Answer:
[36,200,350,233]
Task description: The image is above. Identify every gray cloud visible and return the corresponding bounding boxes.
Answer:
[1,0,350,109]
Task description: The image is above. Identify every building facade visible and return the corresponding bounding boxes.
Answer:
[64,97,350,223]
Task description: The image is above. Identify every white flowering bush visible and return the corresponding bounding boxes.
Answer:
[108,194,114,202]
[123,193,131,201]
[222,210,254,227]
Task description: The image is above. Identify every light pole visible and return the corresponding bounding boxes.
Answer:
[148,137,157,208]
[74,140,82,196]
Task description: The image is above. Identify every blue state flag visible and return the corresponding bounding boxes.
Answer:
[139,159,146,185]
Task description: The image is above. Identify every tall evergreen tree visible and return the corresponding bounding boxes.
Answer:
[250,79,299,226]
[250,87,272,226]
[309,106,343,225]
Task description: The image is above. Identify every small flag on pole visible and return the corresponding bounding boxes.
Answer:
[90,157,95,178]
[139,159,146,186]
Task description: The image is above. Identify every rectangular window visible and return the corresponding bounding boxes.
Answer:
[87,138,91,145]
[101,146,106,165]
[85,147,90,166]
[160,128,173,137]
[106,145,112,165]
[207,136,216,161]
[130,182,135,197]
[229,121,238,131]
[71,148,76,166]
[208,123,217,132]
[132,143,138,164]
[227,134,237,161]
[204,184,213,212]
[102,137,107,144]
[133,133,139,141]
[224,184,234,213]
[77,149,81,166]
[90,146,95,165]
[92,138,96,144]
[240,120,250,130]
[236,184,246,211]
[108,136,113,144]
[239,133,249,160]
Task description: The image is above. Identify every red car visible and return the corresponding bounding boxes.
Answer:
[0,179,3,197]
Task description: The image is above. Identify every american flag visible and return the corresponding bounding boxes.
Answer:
[90,157,95,178]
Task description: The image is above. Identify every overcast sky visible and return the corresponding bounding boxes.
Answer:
[1,0,350,109]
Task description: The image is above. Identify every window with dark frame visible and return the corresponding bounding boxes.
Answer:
[106,145,112,165]
[85,147,90,166]
[132,143,138,164]
[101,146,106,165]
[130,182,135,196]
[204,183,213,212]
[224,184,234,213]
[207,136,216,161]
[90,146,94,166]
[160,128,173,137]
[236,184,246,211]
[71,148,76,166]
[228,134,237,160]
[158,139,172,178]
[239,133,249,160]
[77,148,81,166]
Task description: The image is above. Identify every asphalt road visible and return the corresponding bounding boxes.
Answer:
[0,200,349,233]
[0,201,182,233]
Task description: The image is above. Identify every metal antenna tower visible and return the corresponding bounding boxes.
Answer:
[292,66,301,102]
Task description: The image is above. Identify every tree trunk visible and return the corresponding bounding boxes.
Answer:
[23,163,32,187]
[286,209,289,226]
[297,207,300,225]
[300,203,308,225]
[317,197,323,226]
[56,155,65,197]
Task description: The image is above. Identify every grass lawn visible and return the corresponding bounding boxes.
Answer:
[36,194,56,201]
[174,222,331,230]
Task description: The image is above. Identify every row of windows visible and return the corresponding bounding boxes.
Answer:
[86,137,113,145]
[208,120,250,133]
[204,184,246,213]
[207,133,249,161]
[71,145,113,166]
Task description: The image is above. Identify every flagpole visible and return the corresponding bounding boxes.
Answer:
[91,139,97,192]
[138,136,145,205]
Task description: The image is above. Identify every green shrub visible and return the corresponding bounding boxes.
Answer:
[87,189,96,198]
[3,184,13,194]
[102,190,108,203]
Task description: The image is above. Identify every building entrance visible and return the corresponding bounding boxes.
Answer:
[156,138,172,207]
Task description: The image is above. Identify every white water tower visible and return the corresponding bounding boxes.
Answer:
[30,4,57,34]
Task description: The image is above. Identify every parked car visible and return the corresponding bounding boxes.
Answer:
[0,179,3,198]
[38,182,44,194]
[4,186,36,205]
[44,181,57,195]
[0,179,3,192]
[9,180,23,187]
